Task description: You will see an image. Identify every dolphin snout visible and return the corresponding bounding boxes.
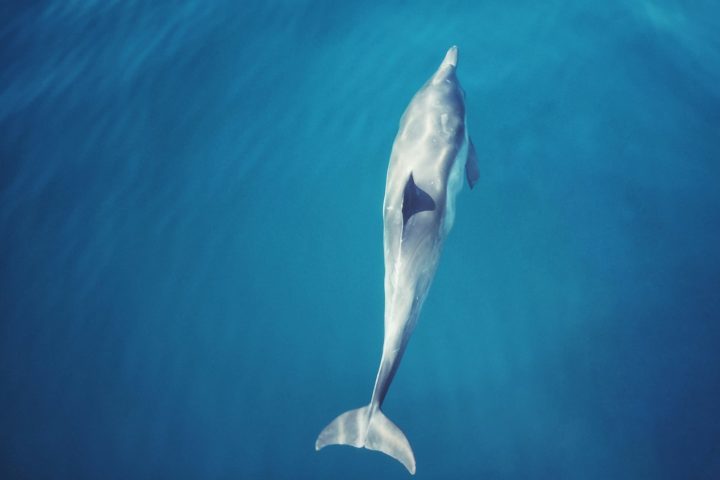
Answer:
[442,45,458,68]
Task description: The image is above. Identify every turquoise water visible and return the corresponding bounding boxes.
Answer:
[2,1,720,479]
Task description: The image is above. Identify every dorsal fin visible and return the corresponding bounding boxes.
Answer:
[466,138,479,189]
[402,173,436,226]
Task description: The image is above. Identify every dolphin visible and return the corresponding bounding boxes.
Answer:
[315,46,479,475]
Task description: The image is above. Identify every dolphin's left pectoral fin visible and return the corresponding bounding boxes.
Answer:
[402,173,436,226]
[466,138,480,189]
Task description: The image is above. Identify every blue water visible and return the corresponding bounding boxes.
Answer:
[2,1,720,479]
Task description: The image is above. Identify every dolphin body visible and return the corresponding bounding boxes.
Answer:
[315,46,478,475]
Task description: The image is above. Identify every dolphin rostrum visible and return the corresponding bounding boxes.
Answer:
[315,46,479,475]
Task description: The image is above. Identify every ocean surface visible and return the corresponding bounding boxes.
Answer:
[2,1,719,479]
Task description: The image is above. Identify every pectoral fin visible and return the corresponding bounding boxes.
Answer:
[466,138,479,189]
[402,173,435,226]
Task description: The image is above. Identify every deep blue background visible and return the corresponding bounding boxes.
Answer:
[2,1,719,479]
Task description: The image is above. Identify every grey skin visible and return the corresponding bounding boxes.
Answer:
[316,46,478,475]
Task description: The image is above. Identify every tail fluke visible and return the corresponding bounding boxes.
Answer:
[315,406,416,474]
